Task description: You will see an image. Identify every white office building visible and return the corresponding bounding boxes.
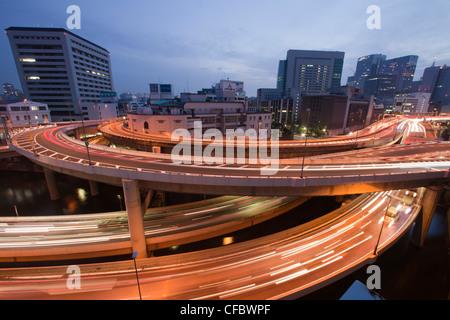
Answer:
[394,92,431,114]
[0,99,51,127]
[127,102,272,137]
[6,26,115,122]
[149,83,174,103]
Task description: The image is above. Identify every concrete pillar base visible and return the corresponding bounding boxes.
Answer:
[122,179,148,259]
[141,190,154,214]
[414,186,443,247]
[89,180,99,197]
[43,167,60,201]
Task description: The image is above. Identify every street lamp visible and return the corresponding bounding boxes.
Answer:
[117,194,123,211]
[373,194,393,256]
[24,98,31,126]
[132,251,142,300]
[354,109,364,149]
[78,100,92,165]
[0,115,10,143]
[300,108,310,179]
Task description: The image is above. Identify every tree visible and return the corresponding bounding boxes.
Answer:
[441,128,449,141]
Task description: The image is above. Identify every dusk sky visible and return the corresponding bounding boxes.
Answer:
[1,0,450,97]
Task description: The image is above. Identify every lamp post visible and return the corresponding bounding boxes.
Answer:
[300,108,310,179]
[132,251,142,300]
[354,109,363,149]
[117,194,123,211]
[24,98,30,126]
[1,115,10,143]
[78,100,92,165]
[373,194,392,256]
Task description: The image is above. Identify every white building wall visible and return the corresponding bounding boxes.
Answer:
[88,103,119,121]
[127,113,188,135]
[0,100,51,127]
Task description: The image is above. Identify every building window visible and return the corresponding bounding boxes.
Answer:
[144,121,149,129]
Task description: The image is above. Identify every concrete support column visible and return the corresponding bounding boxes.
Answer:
[122,179,148,259]
[89,180,99,197]
[415,186,443,247]
[141,190,154,214]
[43,167,60,201]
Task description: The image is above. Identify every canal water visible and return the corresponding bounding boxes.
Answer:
[0,170,448,299]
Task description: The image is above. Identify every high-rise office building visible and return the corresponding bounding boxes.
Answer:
[276,60,287,92]
[272,49,345,123]
[418,64,440,93]
[363,74,397,105]
[149,83,174,103]
[2,83,15,96]
[281,49,345,97]
[215,79,246,104]
[6,26,115,122]
[346,54,386,91]
[431,65,450,111]
[378,55,418,93]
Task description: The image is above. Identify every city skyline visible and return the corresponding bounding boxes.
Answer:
[1,1,450,97]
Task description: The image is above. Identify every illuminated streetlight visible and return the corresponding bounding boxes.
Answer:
[300,108,310,179]
[373,194,392,256]
[78,100,92,165]
[0,115,10,142]
[132,251,142,300]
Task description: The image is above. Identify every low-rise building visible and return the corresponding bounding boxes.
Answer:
[394,92,431,114]
[87,103,119,121]
[126,101,272,137]
[0,99,51,127]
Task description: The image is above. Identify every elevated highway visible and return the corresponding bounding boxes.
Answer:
[98,117,404,157]
[0,196,305,262]
[8,122,450,197]
[0,118,446,299]
[0,188,425,299]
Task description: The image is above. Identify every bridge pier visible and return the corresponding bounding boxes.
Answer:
[89,180,99,197]
[122,179,148,259]
[413,186,444,247]
[43,167,60,201]
[141,189,155,214]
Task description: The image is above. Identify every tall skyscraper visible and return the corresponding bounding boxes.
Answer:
[6,26,115,122]
[273,50,345,123]
[430,65,450,110]
[281,49,345,97]
[378,55,418,93]
[419,64,441,93]
[149,83,174,103]
[346,54,386,91]
[276,60,287,92]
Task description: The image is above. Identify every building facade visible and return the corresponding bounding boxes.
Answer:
[283,50,345,97]
[300,94,348,136]
[6,26,115,122]
[0,99,51,127]
[394,92,431,114]
[149,83,174,103]
[258,49,345,123]
[126,102,272,137]
[346,54,386,91]
[378,55,418,93]
[431,66,450,111]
